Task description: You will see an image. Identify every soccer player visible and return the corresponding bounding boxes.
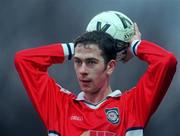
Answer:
[14,24,177,136]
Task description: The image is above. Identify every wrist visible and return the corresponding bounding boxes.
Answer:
[130,40,141,56]
[61,43,74,60]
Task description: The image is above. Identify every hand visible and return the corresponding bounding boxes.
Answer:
[130,23,141,44]
[120,23,141,63]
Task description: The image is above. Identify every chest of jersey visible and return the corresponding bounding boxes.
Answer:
[60,98,126,136]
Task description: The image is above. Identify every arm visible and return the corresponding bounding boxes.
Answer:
[14,43,74,129]
[131,40,177,125]
[124,24,177,127]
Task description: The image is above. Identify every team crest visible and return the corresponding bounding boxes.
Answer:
[105,108,120,125]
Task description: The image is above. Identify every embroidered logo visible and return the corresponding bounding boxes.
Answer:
[105,108,120,125]
[70,115,83,121]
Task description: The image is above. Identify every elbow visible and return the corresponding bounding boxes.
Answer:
[164,52,177,70]
[14,51,24,66]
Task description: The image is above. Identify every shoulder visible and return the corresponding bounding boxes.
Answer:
[55,83,76,99]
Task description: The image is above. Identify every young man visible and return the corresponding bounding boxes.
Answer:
[14,24,177,136]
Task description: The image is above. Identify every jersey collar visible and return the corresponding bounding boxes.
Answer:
[75,90,122,101]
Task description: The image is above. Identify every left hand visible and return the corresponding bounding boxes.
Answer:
[121,23,141,63]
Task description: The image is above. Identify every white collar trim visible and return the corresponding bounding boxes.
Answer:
[75,90,122,101]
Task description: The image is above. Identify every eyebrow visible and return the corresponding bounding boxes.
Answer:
[73,57,99,61]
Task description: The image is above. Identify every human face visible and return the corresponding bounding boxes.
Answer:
[73,43,110,94]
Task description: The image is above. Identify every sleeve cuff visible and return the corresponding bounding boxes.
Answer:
[130,40,141,56]
[61,43,74,60]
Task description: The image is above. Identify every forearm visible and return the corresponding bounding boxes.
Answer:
[14,43,74,69]
[134,40,177,65]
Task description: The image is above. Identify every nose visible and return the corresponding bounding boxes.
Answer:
[79,63,88,75]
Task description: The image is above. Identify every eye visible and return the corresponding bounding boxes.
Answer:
[87,60,96,64]
[86,59,97,65]
[74,59,82,65]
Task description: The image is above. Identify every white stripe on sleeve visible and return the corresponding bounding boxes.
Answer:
[61,43,74,60]
[130,40,141,56]
[126,129,143,136]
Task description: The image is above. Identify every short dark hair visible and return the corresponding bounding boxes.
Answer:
[74,31,117,64]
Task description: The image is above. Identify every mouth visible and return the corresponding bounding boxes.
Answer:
[79,79,92,86]
[80,79,91,83]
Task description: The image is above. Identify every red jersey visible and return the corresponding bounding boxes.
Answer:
[14,40,177,136]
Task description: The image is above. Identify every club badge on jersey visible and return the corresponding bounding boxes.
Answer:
[105,108,120,125]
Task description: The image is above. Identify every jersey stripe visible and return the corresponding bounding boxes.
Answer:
[48,130,60,136]
[126,127,143,136]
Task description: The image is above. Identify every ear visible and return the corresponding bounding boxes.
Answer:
[106,60,117,75]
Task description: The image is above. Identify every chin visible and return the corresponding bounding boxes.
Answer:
[82,88,99,95]
[80,87,92,93]
[81,88,90,93]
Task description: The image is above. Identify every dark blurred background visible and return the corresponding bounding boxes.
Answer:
[0,0,179,135]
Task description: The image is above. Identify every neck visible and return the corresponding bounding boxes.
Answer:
[84,85,112,105]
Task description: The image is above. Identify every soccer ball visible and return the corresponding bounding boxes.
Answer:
[86,11,135,42]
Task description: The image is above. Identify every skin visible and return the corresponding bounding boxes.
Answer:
[123,23,141,63]
[73,23,141,104]
[73,44,116,104]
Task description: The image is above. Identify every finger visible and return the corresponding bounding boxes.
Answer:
[134,22,141,38]
[134,23,139,34]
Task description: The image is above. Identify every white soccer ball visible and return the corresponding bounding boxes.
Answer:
[86,11,135,42]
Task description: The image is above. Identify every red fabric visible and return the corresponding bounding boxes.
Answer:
[14,40,177,136]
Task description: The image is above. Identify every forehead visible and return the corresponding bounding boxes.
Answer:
[74,43,103,59]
